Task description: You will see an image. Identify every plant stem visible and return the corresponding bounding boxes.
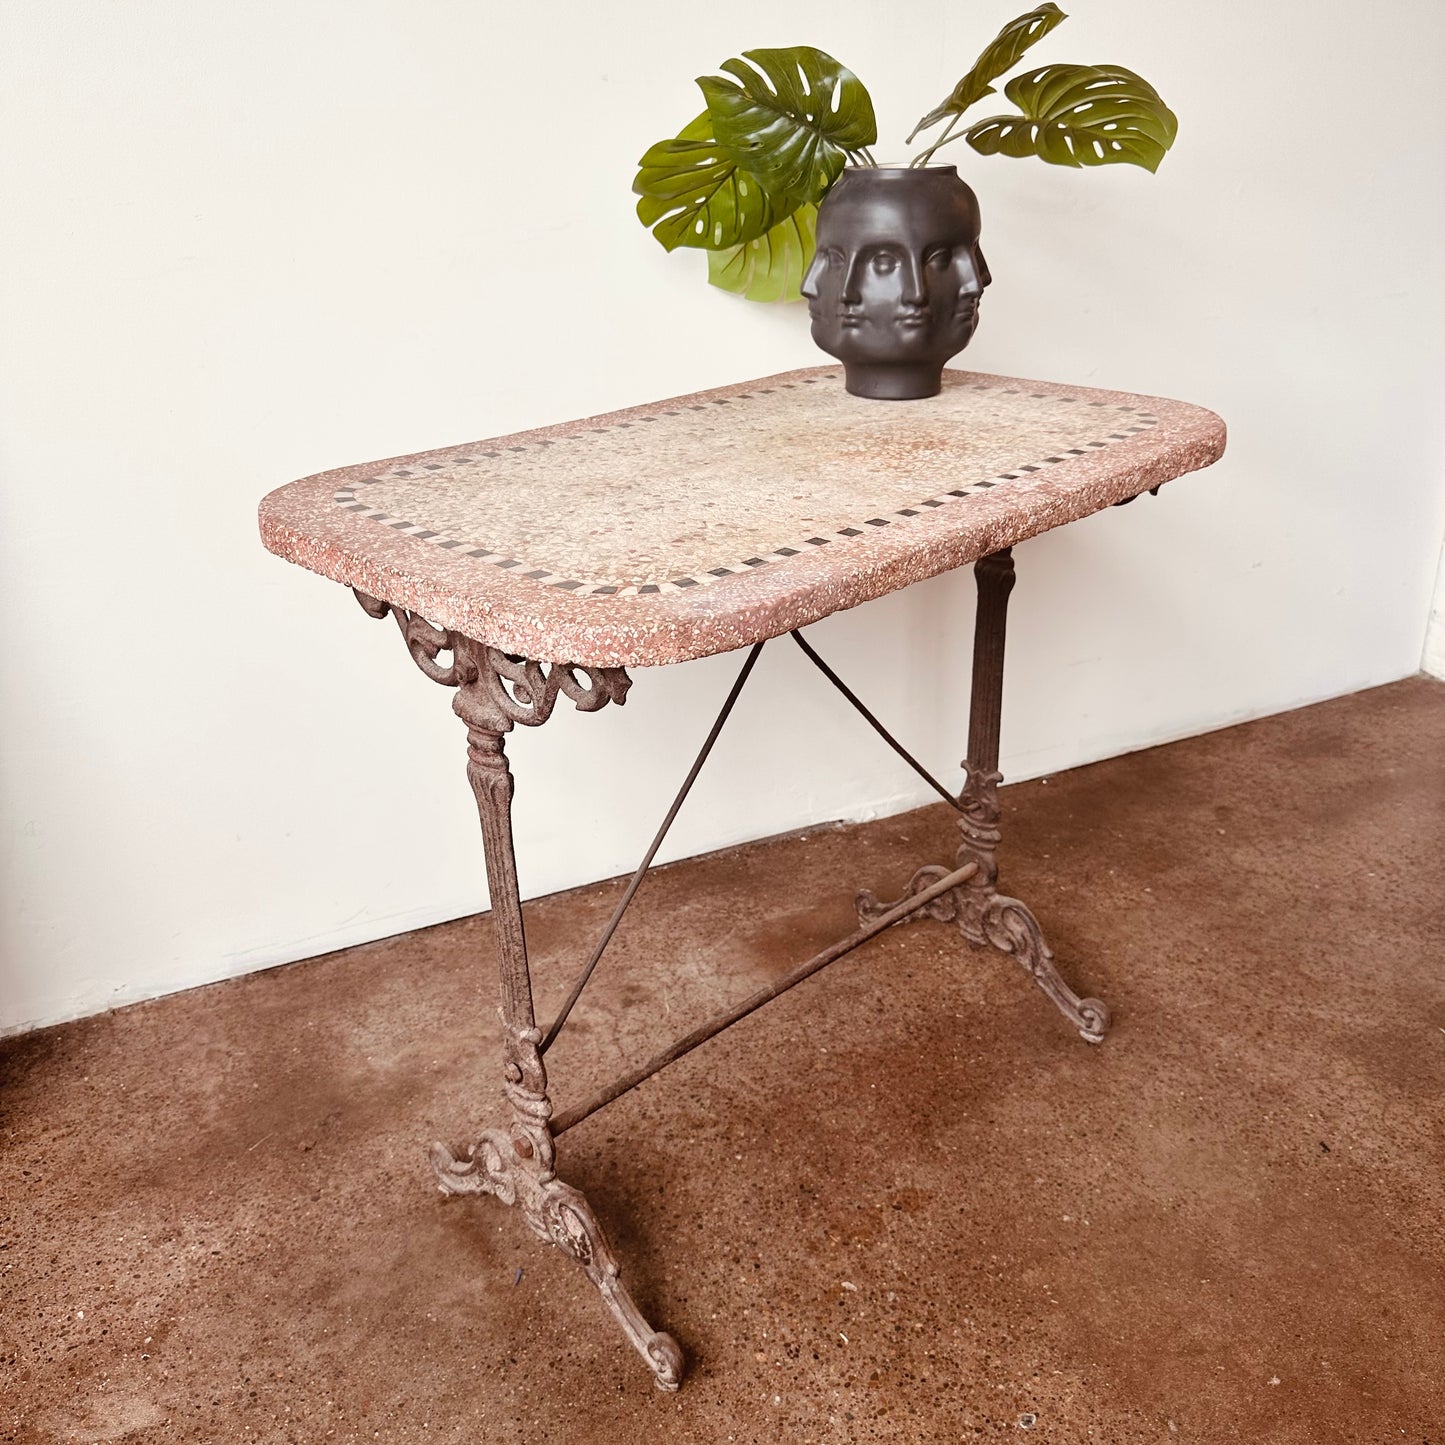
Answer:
[910,111,967,168]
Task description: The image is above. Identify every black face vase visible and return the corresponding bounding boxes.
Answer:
[801,166,992,401]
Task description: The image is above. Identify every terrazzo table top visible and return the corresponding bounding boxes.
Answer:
[259,366,1226,667]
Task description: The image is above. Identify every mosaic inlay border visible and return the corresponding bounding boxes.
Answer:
[332,377,1159,598]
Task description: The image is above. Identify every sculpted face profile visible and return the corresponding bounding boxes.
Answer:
[801,166,991,400]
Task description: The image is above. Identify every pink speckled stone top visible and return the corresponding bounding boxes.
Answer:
[259,367,1225,667]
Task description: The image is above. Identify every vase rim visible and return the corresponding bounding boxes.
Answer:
[842,163,959,176]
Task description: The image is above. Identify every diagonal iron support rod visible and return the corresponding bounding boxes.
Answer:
[788,630,965,813]
[543,620,979,1058]
[549,858,979,1136]
[540,640,767,1055]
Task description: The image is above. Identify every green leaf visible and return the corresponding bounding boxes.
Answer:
[965,63,1178,171]
[633,112,783,251]
[697,47,876,216]
[707,204,818,303]
[908,4,1068,143]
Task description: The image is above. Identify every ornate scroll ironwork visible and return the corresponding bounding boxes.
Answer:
[855,551,1111,1045]
[858,762,1109,1043]
[355,588,469,686]
[352,589,631,728]
[353,589,681,1389]
[429,1032,685,1390]
[353,561,1110,1391]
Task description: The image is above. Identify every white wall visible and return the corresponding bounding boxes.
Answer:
[1424,542,1445,679]
[4,1,1444,1035]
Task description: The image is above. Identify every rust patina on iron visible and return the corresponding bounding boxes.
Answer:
[349,545,1100,1390]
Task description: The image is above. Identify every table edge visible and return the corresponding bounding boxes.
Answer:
[259,366,1227,668]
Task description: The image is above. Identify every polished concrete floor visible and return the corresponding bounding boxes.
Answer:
[3,676,1442,1444]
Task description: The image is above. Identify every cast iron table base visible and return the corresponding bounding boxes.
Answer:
[260,364,1225,1390]
[356,545,1106,1391]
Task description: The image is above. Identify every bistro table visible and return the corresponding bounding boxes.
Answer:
[259,365,1226,1390]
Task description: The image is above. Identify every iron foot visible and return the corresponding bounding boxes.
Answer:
[858,870,1110,1045]
[430,1132,685,1390]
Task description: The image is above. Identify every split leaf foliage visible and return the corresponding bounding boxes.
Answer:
[634,112,782,251]
[707,204,818,302]
[631,12,1177,302]
[697,47,877,215]
[965,64,1178,171]
[909,4,1067,142]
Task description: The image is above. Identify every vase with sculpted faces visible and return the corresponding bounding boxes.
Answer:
[801,166,992,400]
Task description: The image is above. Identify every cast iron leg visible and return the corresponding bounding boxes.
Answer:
[352,592,684,1390]
[857,549,1111,1044]
[431,683,685,1391]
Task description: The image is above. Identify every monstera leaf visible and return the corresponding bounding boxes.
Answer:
[634,112,782,251]
[708,204,817,303]
[697,47,876,216]
[966,64,1178,171]
[909,3,1067,143]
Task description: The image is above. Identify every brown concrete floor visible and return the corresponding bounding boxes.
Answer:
[3,677,1443,1444]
